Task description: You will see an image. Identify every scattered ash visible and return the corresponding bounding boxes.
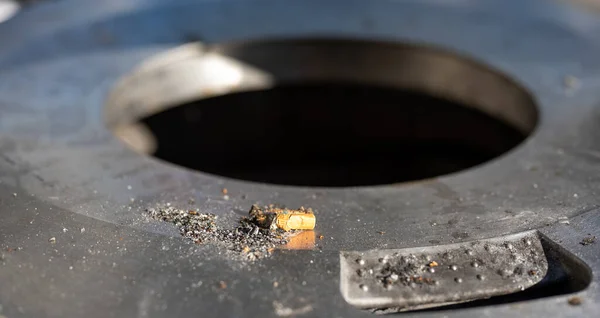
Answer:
[580,236,596,246]
[375,255,436,289]
[146,206,292,261]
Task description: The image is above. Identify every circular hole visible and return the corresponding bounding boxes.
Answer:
[106,39,538,187]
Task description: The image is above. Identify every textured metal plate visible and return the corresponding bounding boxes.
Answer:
[341,232,547,311]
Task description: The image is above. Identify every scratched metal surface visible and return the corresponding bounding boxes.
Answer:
[0,0,599,317]
[340,232,549,310]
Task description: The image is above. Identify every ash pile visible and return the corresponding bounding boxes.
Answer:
[146,204,316,261]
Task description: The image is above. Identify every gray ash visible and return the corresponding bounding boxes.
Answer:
[146,206,291,261]
[376,257,436,288]
[580,236,596,246]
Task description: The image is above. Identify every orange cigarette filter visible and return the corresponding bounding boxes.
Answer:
[275,211,316,231]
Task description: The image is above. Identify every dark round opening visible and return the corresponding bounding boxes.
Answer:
[142,83,526,186]
[106,39,538,187]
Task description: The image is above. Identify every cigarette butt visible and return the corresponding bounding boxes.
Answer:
[276,212,316,231]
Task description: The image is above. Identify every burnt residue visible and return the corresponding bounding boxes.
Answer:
[146,205,292,261]
[580,236,596,246]
[376,256,437,289]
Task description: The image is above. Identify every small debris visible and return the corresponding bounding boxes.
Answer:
[558,216,570,225]
[80,228,85,233]
[273,301,313,317]
[567,296,582,306]
[273,281,279,288]
[219,281,227,289]
[318,235,324,240]
[579,236,596,246]
[48,237,56,244]
[428,261,438,267]
[62,228,68,233]
[378,231,386,235]
[222,188,228,195]
[191,281,203,288]
[563,75,580,90]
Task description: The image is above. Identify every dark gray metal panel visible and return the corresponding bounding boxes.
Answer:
[0,0,599,317]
